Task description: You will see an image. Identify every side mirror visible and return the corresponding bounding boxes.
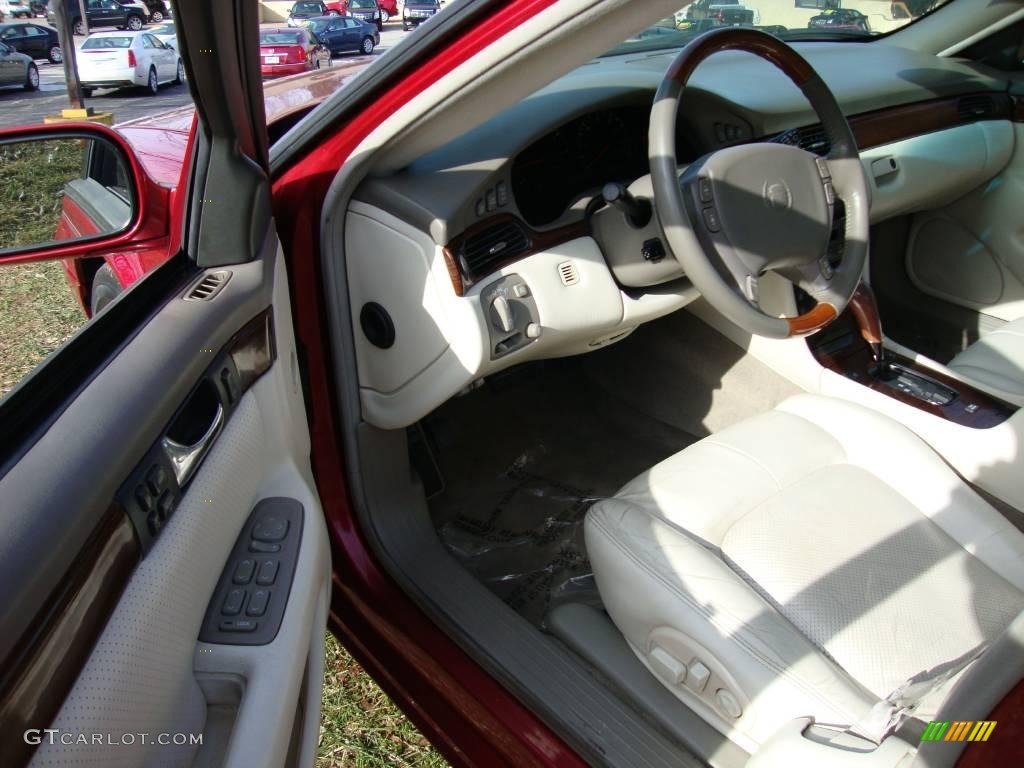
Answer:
[0,123,170,263]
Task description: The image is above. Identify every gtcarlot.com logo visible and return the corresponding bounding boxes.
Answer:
[24,730,203,747]
[921,721,997,743]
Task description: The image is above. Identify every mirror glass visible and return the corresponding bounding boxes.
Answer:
[0,135,136,256]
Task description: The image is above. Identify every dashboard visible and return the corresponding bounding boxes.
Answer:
[345,42,1013,429]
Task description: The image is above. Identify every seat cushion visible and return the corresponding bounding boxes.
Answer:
[585,394,1024,751]
[948,316,1024,399]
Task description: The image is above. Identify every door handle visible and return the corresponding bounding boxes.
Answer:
[162,402,224,486]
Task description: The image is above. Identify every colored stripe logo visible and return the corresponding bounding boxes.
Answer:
[921,721,997,742]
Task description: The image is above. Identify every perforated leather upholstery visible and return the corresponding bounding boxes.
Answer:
[585,395,1024,751]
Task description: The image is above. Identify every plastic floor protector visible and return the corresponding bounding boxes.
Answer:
[426,357,696,627]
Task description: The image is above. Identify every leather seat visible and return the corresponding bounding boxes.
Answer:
[948,316,1024,402]
[585,394,1024,753]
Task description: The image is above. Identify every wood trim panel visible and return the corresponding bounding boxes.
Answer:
[0,508,139,768]
[848,92,1014,151]
[443,213,590,295]
[809,309,1017,429]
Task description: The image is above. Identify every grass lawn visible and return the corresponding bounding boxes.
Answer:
[0,261,448,766]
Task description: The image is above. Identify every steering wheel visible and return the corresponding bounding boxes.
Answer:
[650,28,869,338]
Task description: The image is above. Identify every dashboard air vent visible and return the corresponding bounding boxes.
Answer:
[458,219,530,279]
[772,124,830,156]
[958,94,997,121]
[185,270,231,301]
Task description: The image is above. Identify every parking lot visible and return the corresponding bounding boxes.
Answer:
[0,22,407,128]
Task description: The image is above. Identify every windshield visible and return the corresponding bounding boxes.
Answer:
[291,2,323,13]
[81,36,133,49]
[349,0,376,7]
[604,0,950,55]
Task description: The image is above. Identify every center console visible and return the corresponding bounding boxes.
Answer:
[808,285,1017,429]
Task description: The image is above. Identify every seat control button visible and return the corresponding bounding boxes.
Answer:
[698,177,713,203]
[222,589,245,616]
[649,646,687,686]
[156,490,174,521]
[686,661,711,693]
[135,486,153,512]
[247,589,269,617]
[252,516,288,542]
[249,541,281,554]
[256,560,279,586]
[233,559,255,584]
[715,688,743,719]
[219,618,257,632]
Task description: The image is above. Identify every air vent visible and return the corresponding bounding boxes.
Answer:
[958,94,996,121]
[558,261,580,286]
[185,270,231,301]
[457,219,530,279]
[772,124,830,156]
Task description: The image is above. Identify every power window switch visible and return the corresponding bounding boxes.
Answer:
[247,589,269,617]
[232,559,255,584]
[256,560,279,586]
[219,619,257,633]
[222,589,245,616]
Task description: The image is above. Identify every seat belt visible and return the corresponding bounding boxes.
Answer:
[847,644,988,745]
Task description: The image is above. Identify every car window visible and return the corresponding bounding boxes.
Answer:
[0,28,14,38]
[25,26,44,36]
[0,42,9,53]
[82,35,133,48]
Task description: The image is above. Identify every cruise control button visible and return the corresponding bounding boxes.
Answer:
[247,589,269,617]
[824,180,835,205]
[698,177,713,203]
[256,560,279,586]
[702,207,721,233]
[233,559,255,584]
[222,589,245,616]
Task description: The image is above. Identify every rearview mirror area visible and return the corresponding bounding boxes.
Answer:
[0,133,137,257]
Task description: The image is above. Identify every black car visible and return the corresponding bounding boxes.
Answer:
[402,0,439,31]
[347,0,382,31]
[142,0,169,22]
[287,0,326,27]
[0,39,37,89]
[46,0,146,35]
[0,21,60,62]
[808,9,870,32]
[308,14,378,56]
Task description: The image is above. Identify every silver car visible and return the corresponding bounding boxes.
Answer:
[0,38,37,90]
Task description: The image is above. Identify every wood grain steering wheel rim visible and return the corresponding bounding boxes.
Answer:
[650,28,870,339]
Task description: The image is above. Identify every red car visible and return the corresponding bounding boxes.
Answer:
[4,2,1024,768]
[59,60,372,315]
[258,27,326,78]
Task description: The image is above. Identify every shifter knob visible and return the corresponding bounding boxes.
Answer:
[602,182,651,228]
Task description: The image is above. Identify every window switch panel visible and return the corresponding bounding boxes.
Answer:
[199,498,303,646]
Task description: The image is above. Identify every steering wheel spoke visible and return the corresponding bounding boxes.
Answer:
[650,28,870,340]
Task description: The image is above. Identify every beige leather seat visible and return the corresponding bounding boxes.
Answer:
[585,394,1024,753]
[948,316,1024,402]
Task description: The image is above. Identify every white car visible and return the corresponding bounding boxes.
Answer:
[149,21,177,50]
[76,30,183,96]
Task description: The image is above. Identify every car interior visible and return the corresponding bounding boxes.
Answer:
[12,1,1024,767]
[313,0,1024,765]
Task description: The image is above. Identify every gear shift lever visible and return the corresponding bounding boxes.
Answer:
[848,282,885,368]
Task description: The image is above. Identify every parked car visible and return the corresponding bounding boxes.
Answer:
[346,0,382,29]
[77,30,183,96]
[47,0,146,35]
[113,0,149,23]
[323,0,347,13]
[259,27,327,79]
[286,0,326,27]
[402,0,439,30]
[0,38,36,88]
[308,14,378,56]
[808,8,871,32]
[0,1,33,20]
[0,21,60,62]
[142,0,170,22]
[148,20,175,48]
